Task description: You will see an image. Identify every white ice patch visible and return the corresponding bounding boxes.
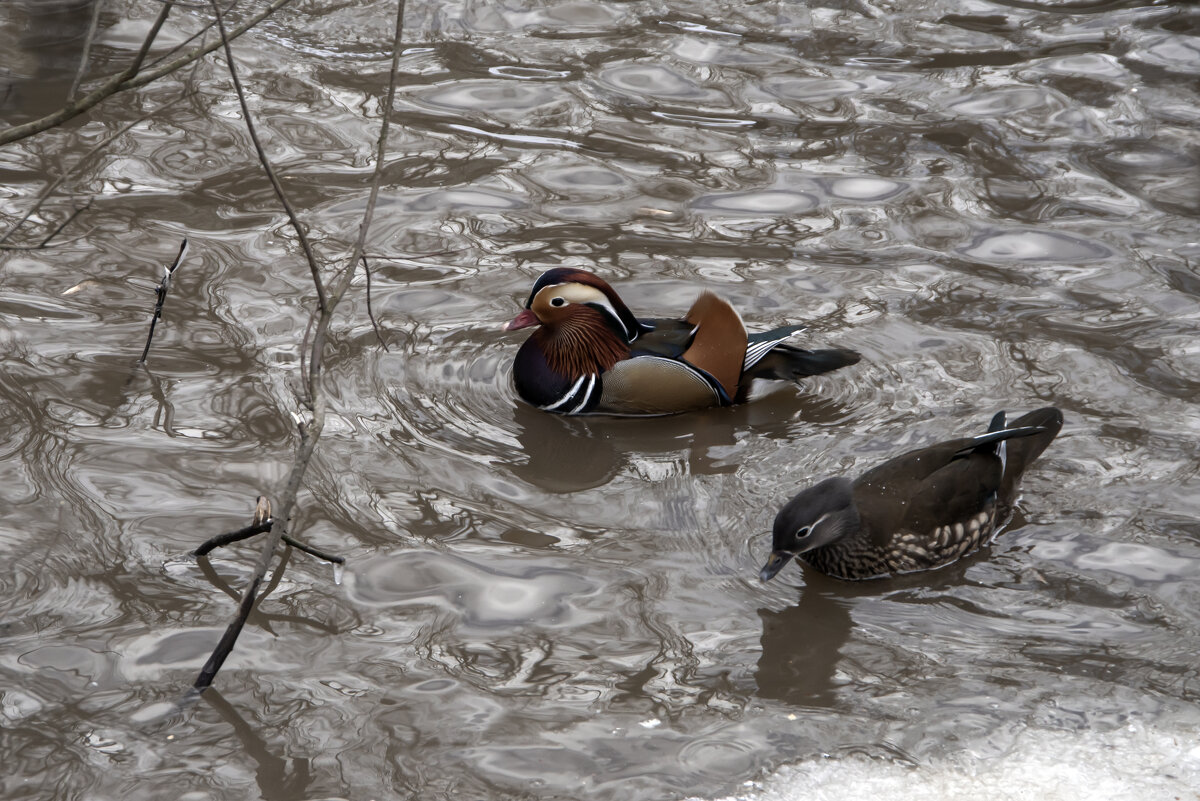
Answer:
[692,722,1200,801]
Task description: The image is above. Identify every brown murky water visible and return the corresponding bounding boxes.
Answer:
[2,1,1200,799]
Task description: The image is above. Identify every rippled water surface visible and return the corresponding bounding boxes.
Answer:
[2,0,1200,798]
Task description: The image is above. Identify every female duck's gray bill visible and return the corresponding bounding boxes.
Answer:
[759,550,794,582]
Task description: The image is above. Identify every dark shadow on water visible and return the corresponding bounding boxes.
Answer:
[204,688,314,801]
[755,573,854,708]
[755,555,990,707]
[510,387,855,493]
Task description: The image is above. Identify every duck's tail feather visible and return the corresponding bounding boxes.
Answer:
[998,407,1063,501]
[743,344,861,381]
[961,407,1063,506]
[743,325,806,371]
[956,425,1046,457]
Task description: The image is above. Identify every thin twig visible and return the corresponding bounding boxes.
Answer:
[298,311,316,405]
[0,96,183,245]
[67,0,105,101]
[194,521,274,556]
[0,0,295,147]
[192,0,407,694]
[139,238,189,363]
[1,74,199,245]
[362,256,390,351]
[362,249,465,261]
[194,519,345,565]
[122,0,291,95]
[147,0,234,69]
[304,0,407,378]
[148,0,210,8]
[0,0,173,146]
[38,200,93,248]
[129,1,176,76]
[281,535,345,565]
[209,0,326,313]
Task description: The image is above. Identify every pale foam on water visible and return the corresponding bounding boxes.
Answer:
[696,723,1200,801]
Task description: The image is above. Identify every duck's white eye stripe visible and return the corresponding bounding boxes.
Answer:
[588,297,633,340]
[808,512,832,534]
[543,282,635,341]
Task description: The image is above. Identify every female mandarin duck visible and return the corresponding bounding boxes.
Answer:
[503,268,860,416]
[760,407,1063,581]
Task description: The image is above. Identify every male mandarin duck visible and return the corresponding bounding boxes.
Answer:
[503,268,860,416]
[760,407,1063,581]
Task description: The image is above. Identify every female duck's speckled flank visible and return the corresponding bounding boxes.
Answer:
[504,268,859,416]
[761,407,1064,581]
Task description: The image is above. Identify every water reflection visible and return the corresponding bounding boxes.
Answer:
[204,688,314,801]
[349,549,599,628]
[511,402,743,492]
[755,583,853,708]
[4,0,1200,799]
[511,383,860,492]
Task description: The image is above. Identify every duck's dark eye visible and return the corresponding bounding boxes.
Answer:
[550,297,567,307]
[795,526,811,539]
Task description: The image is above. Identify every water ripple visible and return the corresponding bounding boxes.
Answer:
[349,550,599,628]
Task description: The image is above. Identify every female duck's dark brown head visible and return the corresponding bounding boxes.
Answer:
[504,268,642,378]
[760,477,860,581]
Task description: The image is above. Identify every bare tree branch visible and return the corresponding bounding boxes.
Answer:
[191,0,407,694]
[209,0,327,312]
[0,0,295,147]
[147,0,235,69]
[1,54,204,247]
[126,0,283,90]
[194,510,346,564]
[0,1,174,146]
[281,537,345,566]
[305,0,407,377]
[194,521,274,556]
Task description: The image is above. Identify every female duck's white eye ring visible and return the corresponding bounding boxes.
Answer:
[550,297,567,307]
[796,526,811,539]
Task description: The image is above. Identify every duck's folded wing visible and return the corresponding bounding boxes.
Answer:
[852,439,993,535]
[598,356,726,415]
